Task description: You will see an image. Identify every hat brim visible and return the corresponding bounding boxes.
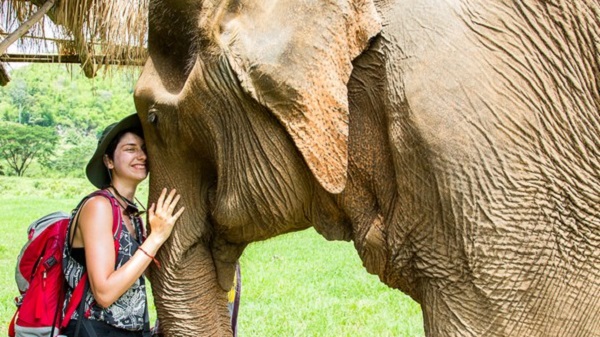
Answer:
[86,114,142,188]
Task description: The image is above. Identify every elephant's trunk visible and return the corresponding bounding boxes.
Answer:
[144,157,232,336]
[148,242,232,336]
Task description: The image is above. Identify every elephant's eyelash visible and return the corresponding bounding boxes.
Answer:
[148,108,159,124]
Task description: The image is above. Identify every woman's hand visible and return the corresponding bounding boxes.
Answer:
[148,188,185,245]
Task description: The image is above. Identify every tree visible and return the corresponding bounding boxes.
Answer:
[47,128,96,177]
[0,122,58,176]
[5,78,33,124]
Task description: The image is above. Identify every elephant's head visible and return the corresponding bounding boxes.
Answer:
[134,0,381,335]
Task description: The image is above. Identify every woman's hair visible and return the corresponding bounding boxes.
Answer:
[104,127,145,159]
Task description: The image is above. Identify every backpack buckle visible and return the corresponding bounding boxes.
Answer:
[14,295,23,307]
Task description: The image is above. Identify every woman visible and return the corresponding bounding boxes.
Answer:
[61,114,184,337]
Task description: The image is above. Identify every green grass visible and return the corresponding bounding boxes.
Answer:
[0,177,424,336]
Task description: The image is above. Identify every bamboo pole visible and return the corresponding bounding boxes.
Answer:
[0,0,56,55]
[0,53,145,65]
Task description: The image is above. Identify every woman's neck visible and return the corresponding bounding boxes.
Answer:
[109,182,136,201]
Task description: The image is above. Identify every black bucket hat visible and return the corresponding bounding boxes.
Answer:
[86,113,142,188]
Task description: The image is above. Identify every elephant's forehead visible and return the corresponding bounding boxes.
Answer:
[219,10,294,64]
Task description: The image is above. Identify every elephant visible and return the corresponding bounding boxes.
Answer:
[132,0,600,336]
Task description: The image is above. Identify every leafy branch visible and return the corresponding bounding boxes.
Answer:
[0,122,58,176]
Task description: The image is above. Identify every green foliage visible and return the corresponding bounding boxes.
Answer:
[0,65,138,130]
[47,129,97,177]
[0,122,59,176]
[0,64,139,177]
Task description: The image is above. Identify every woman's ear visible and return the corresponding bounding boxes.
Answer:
[212,0,381,194]
[103,154,114,170]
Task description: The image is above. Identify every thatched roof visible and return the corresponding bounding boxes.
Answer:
[0,0,148,84]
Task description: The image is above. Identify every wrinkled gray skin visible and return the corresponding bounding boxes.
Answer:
[134,0,600,336]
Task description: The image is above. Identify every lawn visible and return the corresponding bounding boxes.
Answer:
[0,177,424,336]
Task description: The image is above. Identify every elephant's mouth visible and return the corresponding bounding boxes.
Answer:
[206,180,217,214]
[202,179,245,291]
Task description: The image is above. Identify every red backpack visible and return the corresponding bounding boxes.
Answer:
[9,190,122,337]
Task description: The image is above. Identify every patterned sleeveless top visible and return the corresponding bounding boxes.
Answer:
[62,199,148,331]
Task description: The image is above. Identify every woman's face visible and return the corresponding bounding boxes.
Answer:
[105,132,148,185]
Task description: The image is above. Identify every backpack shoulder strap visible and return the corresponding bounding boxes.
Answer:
[90,189,123,253]
[62,273,88,328]
[67,190,123,252]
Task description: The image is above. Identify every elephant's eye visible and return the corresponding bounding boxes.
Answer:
[148,108,159,124]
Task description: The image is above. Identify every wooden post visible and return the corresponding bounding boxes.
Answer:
[0,63,9,86]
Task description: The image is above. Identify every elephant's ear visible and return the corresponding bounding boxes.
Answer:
[214,0,381,194]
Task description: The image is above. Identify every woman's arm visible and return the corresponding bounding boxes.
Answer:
[80,188,183,308]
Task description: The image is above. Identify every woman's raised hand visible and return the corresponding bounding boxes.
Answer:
[148,188,185,245]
